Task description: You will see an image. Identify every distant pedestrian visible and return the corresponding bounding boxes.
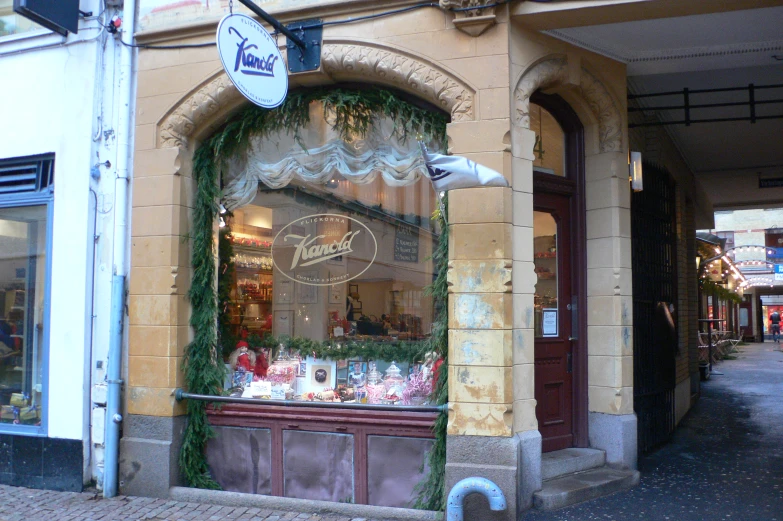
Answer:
[769,310,781,343]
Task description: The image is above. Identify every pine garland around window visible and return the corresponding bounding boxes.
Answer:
[184,87,449,509]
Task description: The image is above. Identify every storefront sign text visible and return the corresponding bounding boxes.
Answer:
[216,13,288,108]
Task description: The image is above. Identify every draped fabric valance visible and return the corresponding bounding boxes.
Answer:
[222,103,437,210]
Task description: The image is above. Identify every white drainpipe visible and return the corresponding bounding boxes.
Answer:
[103,0,136,498]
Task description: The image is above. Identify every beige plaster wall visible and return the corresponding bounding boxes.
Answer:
[129,4,520,438]
[128,2,635,440]
[509,22,633,424]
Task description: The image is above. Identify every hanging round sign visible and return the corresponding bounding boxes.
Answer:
[216,13,288,109]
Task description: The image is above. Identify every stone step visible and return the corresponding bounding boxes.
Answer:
[533,467,640,511]
[541,448,606,481]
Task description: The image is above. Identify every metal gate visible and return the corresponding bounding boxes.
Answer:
[631,163,677,453]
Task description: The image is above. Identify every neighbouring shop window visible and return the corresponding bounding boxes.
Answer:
[534,211,558,337]
[0,156,52,430]
[218,101,442,407]
[0,0,43,37]
[531,103,565,177]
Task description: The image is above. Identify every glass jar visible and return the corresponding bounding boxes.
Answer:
[267,346,296,386]
[403,363,430,406]
[365,362,385,404]
[382,361,406,404]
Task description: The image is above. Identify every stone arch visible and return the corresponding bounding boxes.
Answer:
[513,55,623,153]
[156,38,477,149]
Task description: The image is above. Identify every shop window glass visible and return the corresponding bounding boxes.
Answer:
[530,103,566,177]
[534,211,558,337]
[0,0,43,37]
[0,205,47,426]
[219,101,442,407]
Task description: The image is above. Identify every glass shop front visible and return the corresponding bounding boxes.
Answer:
[205,100,443,506]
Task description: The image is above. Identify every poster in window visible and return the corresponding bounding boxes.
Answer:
[274,310,292,337]
[542,308,558,337]
[297,271,318,304]
[394,224,419,263]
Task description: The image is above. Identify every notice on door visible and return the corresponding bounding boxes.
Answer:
[542,308,558,337]
[394,224,419,262]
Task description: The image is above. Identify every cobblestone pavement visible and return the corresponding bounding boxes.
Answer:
[524,342,783,521]
[0,486,378,521]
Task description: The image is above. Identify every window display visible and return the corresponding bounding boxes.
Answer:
[0,205,47,426]
[216,101,443,408]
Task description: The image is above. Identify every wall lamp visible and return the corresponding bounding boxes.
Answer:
[629,151,643,192]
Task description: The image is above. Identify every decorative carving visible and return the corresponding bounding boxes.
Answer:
[513,56,623,153]
[321,43,474,122]
[158,74,238,149]
[158,42,475,148]
[514,57,568,129]
[578,67,623,153]
[440,0,497,36]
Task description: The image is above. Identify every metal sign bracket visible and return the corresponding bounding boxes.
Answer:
[285,20,323,73]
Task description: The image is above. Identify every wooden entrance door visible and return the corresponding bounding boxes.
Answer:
[534,191,575,452]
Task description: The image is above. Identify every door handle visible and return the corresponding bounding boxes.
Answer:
[568,336,577,341]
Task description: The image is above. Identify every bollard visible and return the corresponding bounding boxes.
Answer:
[446,477,507,521]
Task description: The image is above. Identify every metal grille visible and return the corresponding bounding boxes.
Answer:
[632,163,677,453]
[0,157,54,194]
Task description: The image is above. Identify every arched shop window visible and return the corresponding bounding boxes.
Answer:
[217,100,443,407]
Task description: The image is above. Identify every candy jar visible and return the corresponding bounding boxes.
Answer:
[365,362,385,404]
[382,361,406,404]
[267,346,296,386]
[402,363,431,406]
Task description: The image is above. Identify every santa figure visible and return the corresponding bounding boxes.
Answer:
[229,327,256,371]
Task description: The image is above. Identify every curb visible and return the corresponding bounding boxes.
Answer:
[169,487,443,521]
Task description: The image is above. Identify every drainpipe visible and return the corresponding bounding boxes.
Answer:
[446,477,507,521]
[104,0,137,499]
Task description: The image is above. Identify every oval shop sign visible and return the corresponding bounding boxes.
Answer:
[272,214,378,286]
[216,13,288,109]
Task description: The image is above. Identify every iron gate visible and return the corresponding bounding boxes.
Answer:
[631,163,677,453]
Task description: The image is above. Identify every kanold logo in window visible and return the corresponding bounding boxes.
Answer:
[271,214,378,286]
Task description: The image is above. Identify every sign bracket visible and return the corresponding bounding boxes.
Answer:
[237,0,322,72]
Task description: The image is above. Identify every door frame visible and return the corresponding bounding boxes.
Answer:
[531,91,588,449]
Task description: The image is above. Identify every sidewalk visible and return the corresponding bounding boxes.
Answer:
[524,342,783,520]
[0,485,375,521]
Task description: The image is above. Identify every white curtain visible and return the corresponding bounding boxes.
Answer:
[221,103,436,210]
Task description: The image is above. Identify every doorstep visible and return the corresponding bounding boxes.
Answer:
[533,467,640,511]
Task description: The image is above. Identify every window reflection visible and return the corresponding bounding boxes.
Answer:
[530,103,566,177]
[534,211,558,337]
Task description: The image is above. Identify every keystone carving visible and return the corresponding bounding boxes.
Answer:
[440,0,497,37]
[158,42,475,149]
[514,56,623,153]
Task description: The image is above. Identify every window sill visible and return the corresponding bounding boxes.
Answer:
[0,29,64,55]
[0,422,47,437]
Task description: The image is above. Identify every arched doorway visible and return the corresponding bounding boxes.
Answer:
[531,91,588,452]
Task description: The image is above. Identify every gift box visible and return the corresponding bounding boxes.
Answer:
[19,405,38,421]
[10,393,29,407]
[0,405,18,421]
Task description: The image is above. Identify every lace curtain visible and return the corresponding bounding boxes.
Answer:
[222,103,436,210]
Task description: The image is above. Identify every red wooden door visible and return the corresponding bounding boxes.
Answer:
[534,192,574,452]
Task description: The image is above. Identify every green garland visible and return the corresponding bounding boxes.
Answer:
[183,86,450,507]
[217,223,237,360]
[414,197,449,511]
[700,278,742,304]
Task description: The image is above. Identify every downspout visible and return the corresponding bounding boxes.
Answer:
[104,0,137,499]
